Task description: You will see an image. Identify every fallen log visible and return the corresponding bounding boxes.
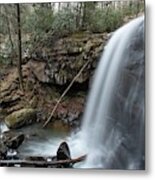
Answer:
[0,155,86,167]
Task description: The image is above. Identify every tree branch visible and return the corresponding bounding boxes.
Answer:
[43,59,91,128]
[0,155,86,167]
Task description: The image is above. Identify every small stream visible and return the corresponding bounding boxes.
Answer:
[1,122,69,156]
[0,121,84,167]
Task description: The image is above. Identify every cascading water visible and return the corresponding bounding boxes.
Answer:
[70,16,145,169]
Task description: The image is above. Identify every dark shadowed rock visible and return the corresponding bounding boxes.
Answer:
[2,132,25,151]
[57,141,71,160]
[56,141,71,168]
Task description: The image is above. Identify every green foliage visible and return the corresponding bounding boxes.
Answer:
[0,1,145,65]
[88,7,123,33]
[0,56,6,64]
[0,55,11,65]
[0,17,7,34]
[122,1,144,17]
[52,7,76,35]
[22,6,54,42]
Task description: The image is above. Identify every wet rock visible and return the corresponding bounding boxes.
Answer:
[62,112,82,128]
[3,133,25,151]
[56,141,72,168]
[1,130,25,150]
[5,108,37,129]
[0,143,7,160]
[57,141,71,160]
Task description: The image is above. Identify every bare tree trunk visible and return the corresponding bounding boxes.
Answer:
[6,15,14,65]
[81,2,96,30]
[16,4,23,91]
[101,1,104,10]
[66,2,70,9]
[136,1,140,16]
[82,2,86,29]
[51,3,54,11]
[58,2,61,11]
[3,7,15,65]
[75,3,82,30]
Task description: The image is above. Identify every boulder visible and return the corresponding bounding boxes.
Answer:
[3,133,25,150]
[57,141,71,161]
[56,141,72,168]
[5,108,37,129]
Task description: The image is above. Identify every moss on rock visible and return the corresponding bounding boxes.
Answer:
[5,108,37,129]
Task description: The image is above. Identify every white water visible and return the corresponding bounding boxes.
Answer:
[0,122,9,134]
[69,16,145,169]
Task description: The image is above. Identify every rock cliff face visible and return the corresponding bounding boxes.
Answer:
[0,32,109,128]
[28,32,109,85]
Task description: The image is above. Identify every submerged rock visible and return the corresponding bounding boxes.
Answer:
[5,108,37,129]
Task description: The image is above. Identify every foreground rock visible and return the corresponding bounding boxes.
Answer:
[57,141,71,160]
[2,132,25,151]
[0,140,86,168]
[56,141,71,168]
[5,108,37,129]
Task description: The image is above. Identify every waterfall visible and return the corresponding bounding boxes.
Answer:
[70,16,145,169]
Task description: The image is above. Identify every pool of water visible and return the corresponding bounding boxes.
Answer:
[0,121,86,168]
[0,123,83,157]
[1,122,69,156]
